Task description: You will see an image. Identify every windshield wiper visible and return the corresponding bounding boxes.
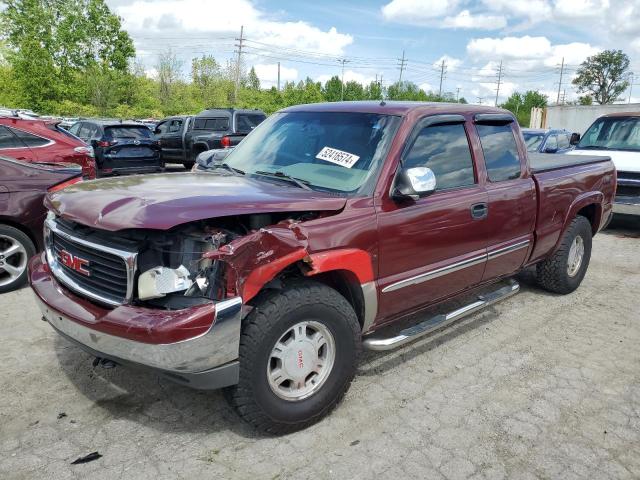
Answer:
[253,170,312,190]
[211,163,245,176]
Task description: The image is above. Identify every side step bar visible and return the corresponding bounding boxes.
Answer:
[362,280,520,351]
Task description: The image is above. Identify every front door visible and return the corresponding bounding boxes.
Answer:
[376,116,489,323]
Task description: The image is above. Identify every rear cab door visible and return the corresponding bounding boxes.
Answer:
[473,114,536,281]
[375,114,490,323]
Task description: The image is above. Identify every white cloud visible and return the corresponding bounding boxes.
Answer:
[382,0,458,23]
[467,36,552,59]
[433,55,462,72]
[442,10,507,29]
[116,0,353,56]
[253,64,298,88]
[419,82,433,92]
[481,0,552,22]
[316,70,376,86]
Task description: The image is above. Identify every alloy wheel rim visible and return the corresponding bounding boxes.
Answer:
[267,320,336,401]
[567,235,585,277]
[0,234,28,287]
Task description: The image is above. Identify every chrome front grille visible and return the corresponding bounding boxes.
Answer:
[44,218,138,306]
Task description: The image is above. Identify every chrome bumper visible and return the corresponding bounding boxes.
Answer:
[36,295,243,379]
[613,195,640,216]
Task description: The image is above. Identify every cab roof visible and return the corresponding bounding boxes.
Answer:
[281,101,509,117]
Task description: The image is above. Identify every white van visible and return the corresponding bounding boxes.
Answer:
[568,113,640,216]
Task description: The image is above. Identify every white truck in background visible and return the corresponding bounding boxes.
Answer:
[569,113,640,216]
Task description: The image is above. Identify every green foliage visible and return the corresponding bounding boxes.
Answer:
[501,90,548,126]
[578,95,593,106]
[572,50,630,105]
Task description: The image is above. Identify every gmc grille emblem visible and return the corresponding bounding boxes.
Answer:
[58,249,90,276]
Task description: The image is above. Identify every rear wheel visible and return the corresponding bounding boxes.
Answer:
[225,280,360,434]
[0,225,36,293]
[536,216,592,294]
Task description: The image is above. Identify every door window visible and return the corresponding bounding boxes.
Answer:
[68,123,81,135]
[12,128,50,147]
[403,123,475,191]
[168,119,183,133]
[0,126,23,149]
[77,123,93,140]
[558,134,571,149]
[546,135,558,151]
[476,124,522,181]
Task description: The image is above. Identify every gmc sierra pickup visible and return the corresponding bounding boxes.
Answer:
[29,102,616,434]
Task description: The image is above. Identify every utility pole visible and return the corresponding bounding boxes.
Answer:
[233,25,245,104]
[494,59,503,106]
[456,87,461,102]
[277,61,281,91]
[556,57,564,105]
[397,50,407,83]
[628,73,634,104]
[477,97,484,105]
[338,58,350,101]
[438,59,447,97]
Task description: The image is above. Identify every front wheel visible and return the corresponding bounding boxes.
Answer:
[0,225,36,293]
[225,280,360,434]
[536,215,593,294]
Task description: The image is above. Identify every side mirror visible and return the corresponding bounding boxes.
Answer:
[392,167,437,201]
[544,145,558,154]
[570,132,581,145]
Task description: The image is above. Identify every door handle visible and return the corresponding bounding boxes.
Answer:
[470,202,488,220]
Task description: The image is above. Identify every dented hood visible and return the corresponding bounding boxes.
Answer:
[45,173,346,231]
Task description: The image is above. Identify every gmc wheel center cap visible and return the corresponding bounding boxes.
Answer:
[283,341,316,379]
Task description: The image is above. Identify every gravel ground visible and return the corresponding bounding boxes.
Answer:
[1,217,639,480]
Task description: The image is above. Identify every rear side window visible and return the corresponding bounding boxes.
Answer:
[476,124,522,181]
[236,114,265,133]
[12,128,50,147]
[0,126,24,149]
[404,123,476,190]
[193,117,229,131]
[104,126,152,139]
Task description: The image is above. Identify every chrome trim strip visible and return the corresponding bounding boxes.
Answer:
[363,281,520,351]
[44,218,138,306]
[36,296,243,373]
[487,240,530,260]
[361,281,378,333]
[382,253,487,294]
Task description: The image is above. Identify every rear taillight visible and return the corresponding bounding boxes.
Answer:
[48,176,82,193]
[97,140,115,147]
[74,146,95,158]
[221,136,231,148]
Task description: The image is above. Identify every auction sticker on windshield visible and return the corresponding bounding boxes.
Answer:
[316,146,360,168]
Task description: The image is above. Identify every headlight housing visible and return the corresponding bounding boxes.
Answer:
[138,265,193,300]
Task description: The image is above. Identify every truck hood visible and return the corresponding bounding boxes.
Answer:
[46,173,347,231]
[568,148,640,173]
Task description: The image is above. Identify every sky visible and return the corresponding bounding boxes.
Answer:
[105,0,640,105]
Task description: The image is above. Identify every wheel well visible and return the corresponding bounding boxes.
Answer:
[0,218,39,251]
[576,204,599,234]
[303,270,365,329]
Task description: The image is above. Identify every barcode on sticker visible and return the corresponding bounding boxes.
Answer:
[316,147,360,169]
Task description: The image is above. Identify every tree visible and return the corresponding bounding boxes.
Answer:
[323,76,343,102]
[156,50,182,106]
[247,66,260,90]
[572,50,630,104]
[501,90,547,126]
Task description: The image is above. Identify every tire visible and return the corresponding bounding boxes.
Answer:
[0,225,36,293]
[536,215,592,294]
[182,161,194,170]
[225,280,361,434]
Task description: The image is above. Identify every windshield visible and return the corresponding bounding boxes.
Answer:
[578,116,640,152]
[223,111,401,194]
[105,126,153,140]
[523,132,544,152]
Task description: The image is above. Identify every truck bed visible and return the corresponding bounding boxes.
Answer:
[529,153,611,173]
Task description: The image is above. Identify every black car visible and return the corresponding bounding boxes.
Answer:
[155,108,266,169]
[68,120,162,176]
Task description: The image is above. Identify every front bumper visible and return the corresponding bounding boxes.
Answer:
[613,195,640,216]
[29,253,243,390]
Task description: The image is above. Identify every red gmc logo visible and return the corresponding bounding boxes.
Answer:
[58,249,90,276]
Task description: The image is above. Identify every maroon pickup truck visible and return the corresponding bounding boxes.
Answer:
[29,102,616,433]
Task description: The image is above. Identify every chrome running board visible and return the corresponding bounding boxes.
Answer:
[362,280,520,351]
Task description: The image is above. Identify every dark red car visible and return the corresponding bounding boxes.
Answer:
[0,116,96,178]
[0,156,82,292]
[30,102,615,433]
